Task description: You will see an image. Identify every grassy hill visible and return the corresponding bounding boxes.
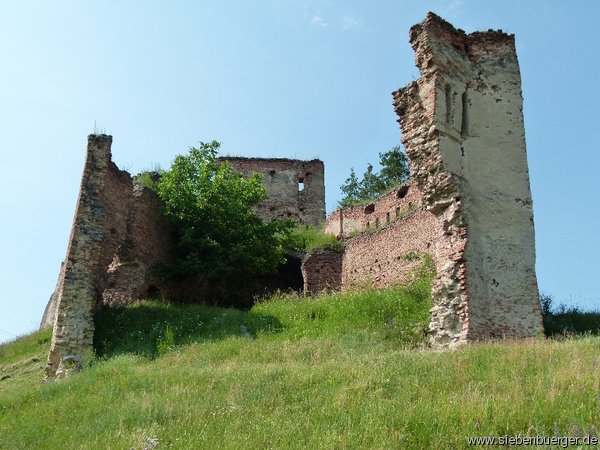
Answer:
[1,273,600,449]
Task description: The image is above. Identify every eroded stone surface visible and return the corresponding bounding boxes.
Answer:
[393,12,542,347]
[44,136,175,378]
[219,157,325,227]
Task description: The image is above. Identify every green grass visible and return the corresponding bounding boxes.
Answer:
[286,225,344,252]
[0,327,51,367]
[2,278,600,449]
[93,278,431,360]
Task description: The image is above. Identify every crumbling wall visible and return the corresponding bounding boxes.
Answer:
[392,12,542,347]
[219,157,326,227]
[44,135,174,378]
[324,182,422,238]
[302,249,343,295]
[319,182,442,292]
[101,184,175,306]
[45,135,130,378]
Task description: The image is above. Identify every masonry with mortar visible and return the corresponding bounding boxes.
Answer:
[43,12,542,378]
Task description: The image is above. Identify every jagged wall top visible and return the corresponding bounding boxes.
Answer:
[409,12,517,78]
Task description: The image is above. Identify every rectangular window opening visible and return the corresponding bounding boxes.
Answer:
[461,91,469,138]
[445,84,453,124]
[298,177,305,192]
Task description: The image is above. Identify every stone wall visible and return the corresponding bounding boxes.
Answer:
[45,135,126,378]
[219,157,326,227]
[44,135,174,378]
[302,250,343,295]
[392,12,542,347]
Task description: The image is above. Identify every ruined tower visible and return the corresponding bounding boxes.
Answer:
[393,13,542,347]
[44,135,174,378]
[219,157,326,227]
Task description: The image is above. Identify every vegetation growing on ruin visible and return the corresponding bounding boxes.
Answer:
[2,281,600,449]
[132,164,164,190]
[284,225,344,252]
[339,146,410,207]
[155,141,294,302]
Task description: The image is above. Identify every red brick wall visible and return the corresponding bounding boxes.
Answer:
[324,181,422,238]
[342,210,442,289]
[302,250,343,294]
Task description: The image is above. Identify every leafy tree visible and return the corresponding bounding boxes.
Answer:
[379,146,410,188]
[339,168,361,207]
[156,141,293,303]
[339,146,410,206]
[359,163,387,200]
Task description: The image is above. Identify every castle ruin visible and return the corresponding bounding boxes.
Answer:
[307,13,542,347]
[43,12,542,378]
[219,157,326,227]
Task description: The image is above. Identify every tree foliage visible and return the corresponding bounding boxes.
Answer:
[156,141,293,302]
[379,146,410,187]
[339,146,410,207]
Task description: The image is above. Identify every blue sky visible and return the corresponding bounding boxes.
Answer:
[1,0,599,343]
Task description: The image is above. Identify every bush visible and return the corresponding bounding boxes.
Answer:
[540,294,600,337]
[155,141,294,304]
[284,226,343,253]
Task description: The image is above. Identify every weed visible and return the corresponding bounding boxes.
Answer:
[156,325,176,356]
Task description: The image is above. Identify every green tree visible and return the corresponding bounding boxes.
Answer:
[156,141,293,303]
[359,163,387,200]
[379,146,410,188]
[339,146,410,206]
[339,168,361,207]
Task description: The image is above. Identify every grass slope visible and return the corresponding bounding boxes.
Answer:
[1,276,599,449]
